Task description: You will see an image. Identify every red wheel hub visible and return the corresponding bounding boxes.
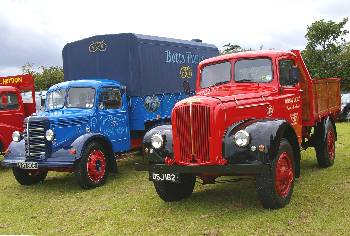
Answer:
[275,152,294,198]
[327,129,335,161]
[86,150,106,183]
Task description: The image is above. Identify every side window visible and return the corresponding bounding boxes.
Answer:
[0,94,4,110]
[279,60,298,86]
[5,93,19,110]
[99,88,122,110]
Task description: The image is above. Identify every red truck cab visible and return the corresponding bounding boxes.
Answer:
[0,75,36,152]
[136,50,340,209]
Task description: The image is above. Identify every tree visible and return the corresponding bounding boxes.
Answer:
[22,64,64,91]
[302,18,349,89]
[221,43,252,55]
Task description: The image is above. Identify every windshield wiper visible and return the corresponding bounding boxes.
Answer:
[214,81,229,86]
[237,79,253,83]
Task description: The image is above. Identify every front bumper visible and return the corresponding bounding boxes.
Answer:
[2,159,74,169]
[135,162,270,175]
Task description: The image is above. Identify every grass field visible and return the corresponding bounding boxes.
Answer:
[1,123,350,235]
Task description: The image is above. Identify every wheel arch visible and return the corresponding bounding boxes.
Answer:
[71,133,114,171]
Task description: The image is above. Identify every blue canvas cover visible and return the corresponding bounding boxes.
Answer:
[62,33,219,96]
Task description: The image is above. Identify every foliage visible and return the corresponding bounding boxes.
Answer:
[302,18,350,90]
[1,123,350,235]
[221,43,251,55]
[22,63,64,91]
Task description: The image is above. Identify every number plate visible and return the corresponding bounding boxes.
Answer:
[17,162,38,169]
[149,172,180,183]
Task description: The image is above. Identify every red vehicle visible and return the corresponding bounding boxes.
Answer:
[0,74,36,152]
[135,50,341,209]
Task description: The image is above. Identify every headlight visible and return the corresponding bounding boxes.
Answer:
[234,130,250,147]
[12,131,21,142]
[151,133,164,149]
[45,129,55,141]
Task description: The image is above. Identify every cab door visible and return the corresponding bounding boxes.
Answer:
[97,87,131,152]
[0,92,25,149]
[277,58,303,142]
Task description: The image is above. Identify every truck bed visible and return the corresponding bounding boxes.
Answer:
[311,78,341,120]
[292,50,341,126]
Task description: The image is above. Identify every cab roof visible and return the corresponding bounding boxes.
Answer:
[48,79,122,92]
[200,50,296,66]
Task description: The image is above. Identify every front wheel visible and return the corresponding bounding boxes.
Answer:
[256,138,295,209]
[12,168,48,185]
[153,174,196,202]
[75,142,109,189]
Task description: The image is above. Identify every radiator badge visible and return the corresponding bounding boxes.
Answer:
[184,97,201,105]
[267,105,274,117]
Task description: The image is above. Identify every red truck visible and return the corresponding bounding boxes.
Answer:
[0,74,36,152]
[135,50,341,209]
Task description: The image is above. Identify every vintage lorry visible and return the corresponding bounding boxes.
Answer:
[0,74,36,153]
[135,49,341,209]
[2,33,219,188]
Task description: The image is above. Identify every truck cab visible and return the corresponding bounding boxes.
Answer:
[0,75,36,152]
[2,33,219,189]
[136,50,340,209]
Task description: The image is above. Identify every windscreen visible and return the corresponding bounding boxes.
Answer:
[234,58,272,83]
[200,61,231,88]
[67,87,95,109]
[46,89,67,110]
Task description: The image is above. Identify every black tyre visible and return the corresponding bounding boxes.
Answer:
[12,168,48,185]
[315,121,335,168]
[75,142,109,189]
[256,138,295,209]
[153,174,196,202]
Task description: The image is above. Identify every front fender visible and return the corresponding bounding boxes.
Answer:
[70,133,113,161]
[223,119,300,168]
[143,125,173,164]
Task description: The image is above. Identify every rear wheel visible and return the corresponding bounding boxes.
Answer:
[315,121,335,168]
[75,142,109,189]
[12,168,48,185]
[153,174,196,202]
[256,138,295,209]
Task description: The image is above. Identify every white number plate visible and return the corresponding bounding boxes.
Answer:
[17,162,38,169]
[149,173,180,183]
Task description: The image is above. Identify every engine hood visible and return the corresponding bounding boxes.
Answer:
[41,108,94,119]
[196,84,277,103]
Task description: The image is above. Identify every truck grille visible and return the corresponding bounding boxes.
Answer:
[24,119,48,159]
[174,104,211,163]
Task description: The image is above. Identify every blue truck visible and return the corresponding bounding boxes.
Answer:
[2,33,219,188]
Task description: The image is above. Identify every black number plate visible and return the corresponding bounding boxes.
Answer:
[149,172,180,183]
[17,162,38,169]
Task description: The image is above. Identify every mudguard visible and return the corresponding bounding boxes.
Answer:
[142,125,173,164]
[223,119,301,177]
[70,133,114,161]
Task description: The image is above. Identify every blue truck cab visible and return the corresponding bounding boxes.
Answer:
[2,33,218,188]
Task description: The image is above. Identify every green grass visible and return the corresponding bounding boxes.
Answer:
[1,124,350,235]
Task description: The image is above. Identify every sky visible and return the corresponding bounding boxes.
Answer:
[0,0,349,76]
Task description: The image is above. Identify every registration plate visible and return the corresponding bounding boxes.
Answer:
[149,172,180,183]
[17,162,38,170]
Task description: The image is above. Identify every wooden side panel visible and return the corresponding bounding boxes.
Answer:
[312,78,341,120]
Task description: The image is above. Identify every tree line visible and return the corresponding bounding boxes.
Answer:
[24,18,350,91]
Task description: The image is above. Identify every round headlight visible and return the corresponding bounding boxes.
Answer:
[45,129,55,141]
[151,133,164,149]
[234,130,250,147]
[12,131,21,142]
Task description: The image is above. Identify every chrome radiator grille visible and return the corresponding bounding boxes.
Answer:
[24,119,48,159]
[174,104,211,163]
